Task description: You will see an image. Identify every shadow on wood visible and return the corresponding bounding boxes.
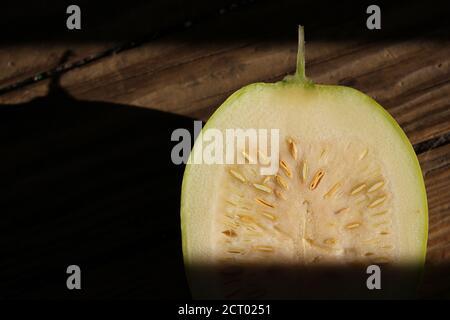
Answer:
[0,74,193,299]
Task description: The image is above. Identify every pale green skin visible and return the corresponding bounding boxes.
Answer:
[181,82,428,297]
[180,34,428,296]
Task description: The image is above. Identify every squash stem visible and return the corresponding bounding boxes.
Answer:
[295,25,308,82]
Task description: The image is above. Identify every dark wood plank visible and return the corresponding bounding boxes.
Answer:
[1,33,448,146]
[0,0,449,298]
[0,0,243,90]
[419,143,450,297]
[1,0,449,145]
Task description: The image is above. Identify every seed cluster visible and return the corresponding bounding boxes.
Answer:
[218,137,394,297]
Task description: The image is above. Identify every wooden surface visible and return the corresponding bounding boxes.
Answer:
[0,0,449,298]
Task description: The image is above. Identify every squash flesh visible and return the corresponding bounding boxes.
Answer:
[181,83,427,298]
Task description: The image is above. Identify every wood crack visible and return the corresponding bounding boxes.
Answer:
[0,0,262,96]
[414,132,450,155]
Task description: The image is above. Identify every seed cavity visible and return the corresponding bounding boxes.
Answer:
[229,169,246,183]
[253,183,272,194]
[359,149,368,160]
[222,140,393,271]
[346,222,361,229]
[324,182,341,198]
[254,245,274,252]
[335,207,349,215]
[238,214,256,224]
[280,160,292,178]
[301,160,308,183]
[350,183,366,195]
[309,169,325,190]
[323,238,337,245]
[288,139,298,160]
[255,198,275,208]
[369,196,387,208]
[260,211,276,221]
[304,238,343,252]
[368,181,385,193]
[275,175,289,190]
[222,230,237,237]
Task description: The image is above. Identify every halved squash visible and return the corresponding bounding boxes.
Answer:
[181,27,427,299]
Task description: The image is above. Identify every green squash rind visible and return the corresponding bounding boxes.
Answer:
[181,80,428,297]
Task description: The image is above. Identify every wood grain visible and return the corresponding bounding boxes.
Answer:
[0,0,449,298]
[419,143,450,297]
[1,36,448,146]
[0,0,243,90]
[1,0,449,145]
